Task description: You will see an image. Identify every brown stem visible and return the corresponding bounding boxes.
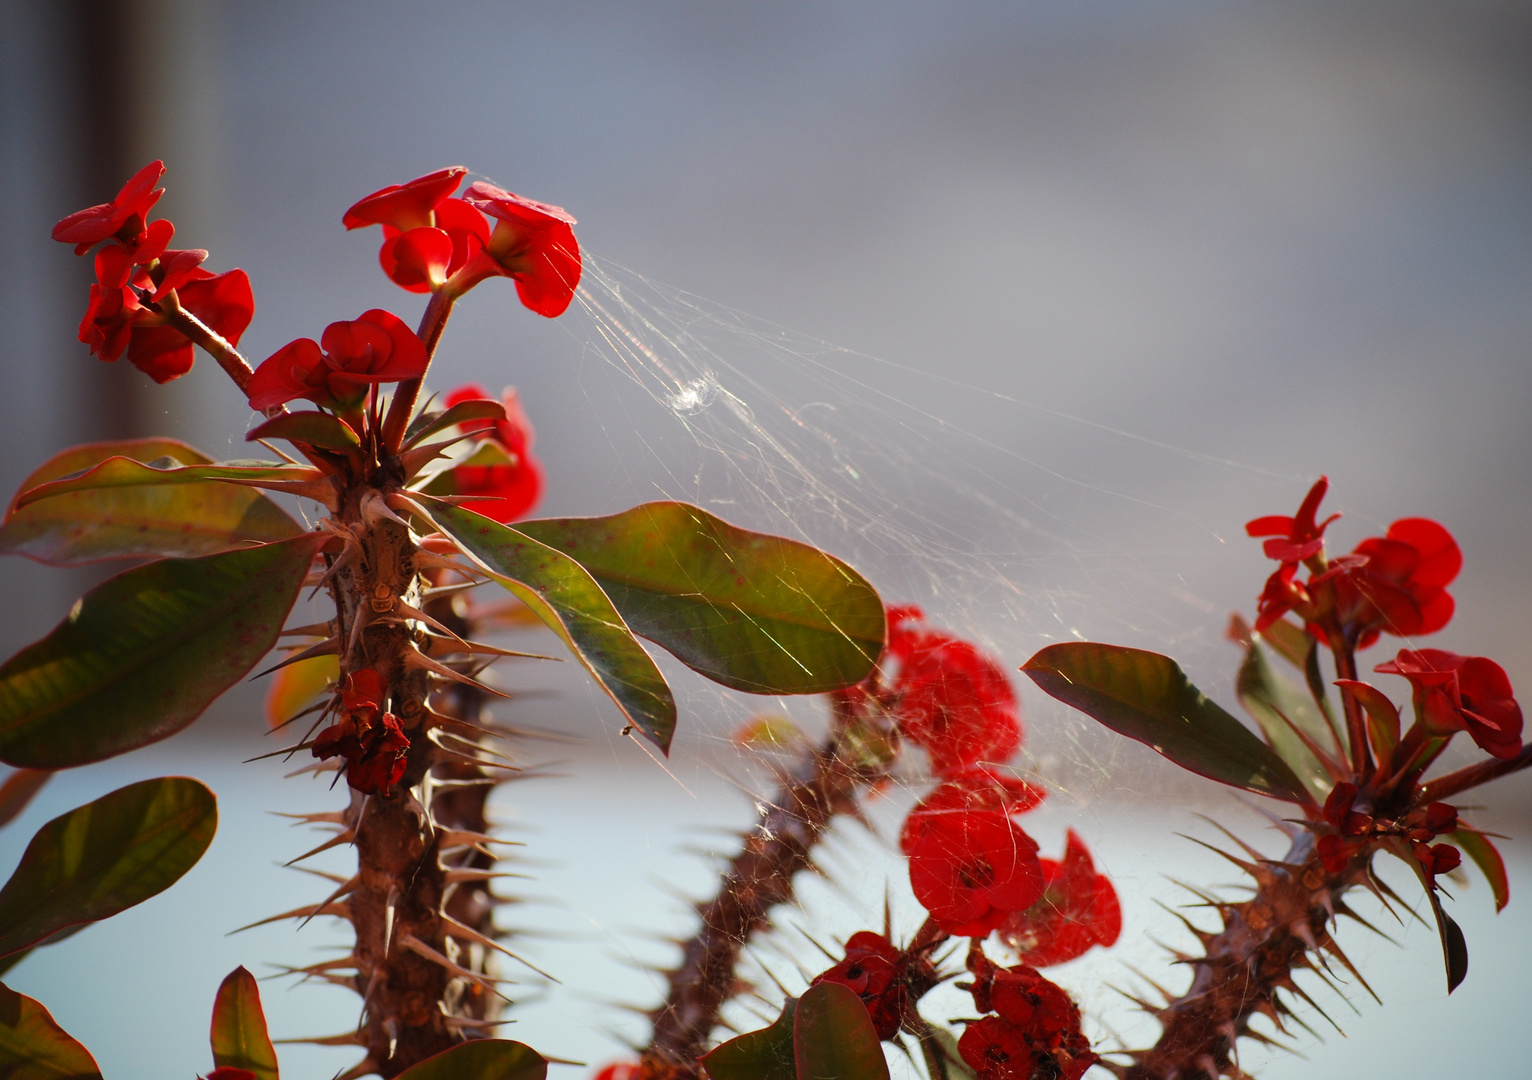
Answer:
[380,292,455,456]
[1330,641,1372,780]
[1420,743,1532,804]
[155,289,286,418]
[641,699,888,1078]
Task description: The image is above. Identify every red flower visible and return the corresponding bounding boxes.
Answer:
[1413,841,1462,879]
[343,167,496,294]
[592,1064,641,1080]
[1376,649,1523,760]
[998,830,1121,967]
[312,669,410,795]
[886,609,1022,776]
[247,309,427,411]
[457,181,582,316]
[1247,476,1340,564]
[907,806,1043,937]
[960,950,1096,1080]
[438,384,544,522]
[52,160,166,254]
[810,931,909,1040]
[899,767,1045,856]
[202,1070,257,1080]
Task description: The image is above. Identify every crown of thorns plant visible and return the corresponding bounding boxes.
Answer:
[0,160,1524,1080]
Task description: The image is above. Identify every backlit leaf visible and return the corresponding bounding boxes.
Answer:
[1022,642,1309,803]
[1236,641,1336,800]
[12,456,327,512]
[0,777,216,959]
[1453,829,1510,913]
[0,439,301,566]
[247,412,361,454]
[210,966,279,1080]
[518,503,883,694]
[264,654,339,729]
[425,502,676,752]
[702,997,797,1080]
[0,533,325,768]
[394,1040,546,1080]
[0,982,102,1080]
[793,981,889,1080]
[403,398,507,449]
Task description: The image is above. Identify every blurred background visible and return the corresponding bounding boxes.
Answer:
[1,1,1529,1077]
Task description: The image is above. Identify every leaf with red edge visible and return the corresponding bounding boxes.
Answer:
[0,770,51,830]
[423,501,676,752]
[0,533,325,768]
[0,439,301,565]
[210,966,279,1080]
[393,1040,546,1080]
[701,997,797,1080]
[1334,680,1401,767]
[793,981,890,1080]
[402,398,507,449]
[1453,829,1510,913]
[247,412,361,455]
[11,457,329,512]
[0,981,103,1078]
[0,777,215,960]
[1395,845,1471,993]
[1022,642,1309,803]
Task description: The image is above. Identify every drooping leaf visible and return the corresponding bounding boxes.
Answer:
[0,770,52,829]
[12,456,326,510]
[402,398,507,449]
[1396,846,1471,993]
[0,533,325,768]
[247,412,361,455]
[1022,642,1309,803]
[0,982,103,1080]
[0,777,216,959]
[264,654,339,729]
[793,981,890,1080]
[1452,829,1510,913]
[0,439,301,566]
[701,997,797,1080]
[424,502,676,751]
[393,1040,546,1080]
[210,966,279,1080]
[517,502,884,694]
[1235,640,1336,800]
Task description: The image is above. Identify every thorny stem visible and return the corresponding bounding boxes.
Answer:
[640,695,890,1079]
[381,291,456,456]
[155,288,286,418]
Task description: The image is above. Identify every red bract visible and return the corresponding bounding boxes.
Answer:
[886,609,1022,777]
[343,167,497,294]
[998,830,1121,967]
[247,309,426,411]
[810,931,908,1040]
[441,384,544,522]
[312,669,410,795]
[457,181,582,316]
[202,1070,257,1080]
[899,767,1045,856]
[907,806,1042,937]
[52,160,166,254]
[961,950,1097,1080]
[591,1064,640,1080]
[1376,649,1523,759]
[1246,476,1339,564]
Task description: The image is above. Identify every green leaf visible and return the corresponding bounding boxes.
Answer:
[247,412,361,454]
[0,439,301,566]
[1260,617,1313,671]
[1235,641,1335,800]
[702,998,798,1080]
[12,456,324,511]
[425,502,677,752]
[516,503,883,694]
[1022,642,1310,803]
[793,982,889,1080]
[394,1040,546,1080]
[210,966,279,1080]
[1452,829,1510,913]
[0,533,325,768]
[0,982,102,1080]
[403,399,507,449]
[0,777,216,959]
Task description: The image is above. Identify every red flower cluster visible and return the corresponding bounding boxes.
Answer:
[247,309,427,413]
[903,771,1044,937]
[311,670,410,795]
[885,607,1022,776]
[344,167,582,316]
[1377,648,1524,760]
[53,160,254,383]
[439,384,544,522]
[998,830,1121,968]
[1249,478,1460,650]
[810,931,910,1040]
[958,946,1096,1080]
[591,1064,640,1080]
[1317,781,1461,878]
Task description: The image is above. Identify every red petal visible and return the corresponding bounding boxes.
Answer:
[1387,518,1461,590]
[343,166,467,231]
